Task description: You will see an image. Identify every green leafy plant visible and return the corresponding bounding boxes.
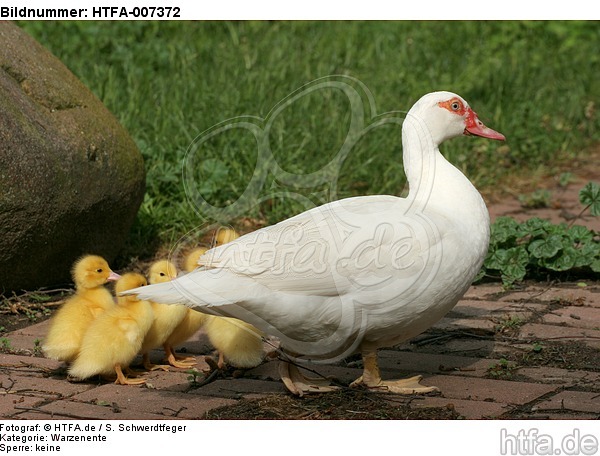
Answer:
[487,358,516,380]
[518,189,552,209]
[23,308,40,322]
[0,338,12,353]
[531,342,544,353]
[33,338,43,356]
[27,293,53,303]
[494,314,525,334]
[186,368,204,387]
[577,181,600,217]
[557,172,574,187]
[479,182,600,287]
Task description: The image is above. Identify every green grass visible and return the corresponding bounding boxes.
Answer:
[19,21,600,255]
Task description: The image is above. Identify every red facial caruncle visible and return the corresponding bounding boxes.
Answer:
[438,97,505,141]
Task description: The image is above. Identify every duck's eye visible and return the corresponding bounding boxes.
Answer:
[96,268,103,273]
[451,101,461,111]
[160,272,166,276]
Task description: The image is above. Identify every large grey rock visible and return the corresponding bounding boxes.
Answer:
[0,22,145,292]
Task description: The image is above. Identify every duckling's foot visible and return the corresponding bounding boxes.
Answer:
[173,354,197,363]
[351,351,439,394]
[143,354,170,372]
[115,364,146,386]
[144,362,170,372]
[278,360,338,396]
[167,355,197,369]
[163,345,197,366]
[217,352,226,370]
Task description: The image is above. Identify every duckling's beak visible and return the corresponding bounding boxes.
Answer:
[464,108,505,141]
[107,271,122,282]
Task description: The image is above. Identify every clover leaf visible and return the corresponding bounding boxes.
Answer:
[579,181,600,216]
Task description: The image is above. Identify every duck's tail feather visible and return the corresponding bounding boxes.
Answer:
[121,281,185,304]
[119,269,261,310]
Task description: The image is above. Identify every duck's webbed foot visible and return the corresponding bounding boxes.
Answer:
[350,351,439,394]
[278,356,338,396]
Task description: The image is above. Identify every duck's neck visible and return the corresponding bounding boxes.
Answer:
[401,116,489,228]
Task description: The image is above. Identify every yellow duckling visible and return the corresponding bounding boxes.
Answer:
[42,255,120,363]
[140,260,190,370]
[183,226,237,273]
[160,254,209,368]
[204,316,265,369]
[195,227,266,369]
[68,273,153,385]
[183,246,208,273]
[215,226,239,246]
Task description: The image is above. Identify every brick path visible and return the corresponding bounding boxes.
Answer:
[1,279,598,420]
[1,173,598,420]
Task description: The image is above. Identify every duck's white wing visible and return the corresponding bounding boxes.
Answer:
[130,194,445,311]
[129,195,447,358]
[196,195,433,297]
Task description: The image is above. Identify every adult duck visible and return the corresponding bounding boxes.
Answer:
[128,91,505,395]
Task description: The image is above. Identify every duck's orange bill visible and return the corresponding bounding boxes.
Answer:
[464,108,506,141]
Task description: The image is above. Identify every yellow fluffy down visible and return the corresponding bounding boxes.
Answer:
[143,259,191,354]
[215,227,239,245]
[42,287,115,363]
[140,302,189,353]
[204,317,265,368]
[68,273,154,380]
[183,247,208,273]
[163,309,206,348]
[42,255,119,363]
[157,250,210,349]
[179,239,265,369]
[68,299,153,379]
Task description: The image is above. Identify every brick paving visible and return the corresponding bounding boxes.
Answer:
[0,279,598,420]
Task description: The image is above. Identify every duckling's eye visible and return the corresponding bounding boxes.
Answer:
[159,272,166,276]
[96,268,103,273]
[451,101,461,111]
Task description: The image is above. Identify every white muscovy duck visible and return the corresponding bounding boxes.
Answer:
[126,91,505,395]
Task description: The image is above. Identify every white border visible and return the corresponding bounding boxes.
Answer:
[4,0,596,20]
